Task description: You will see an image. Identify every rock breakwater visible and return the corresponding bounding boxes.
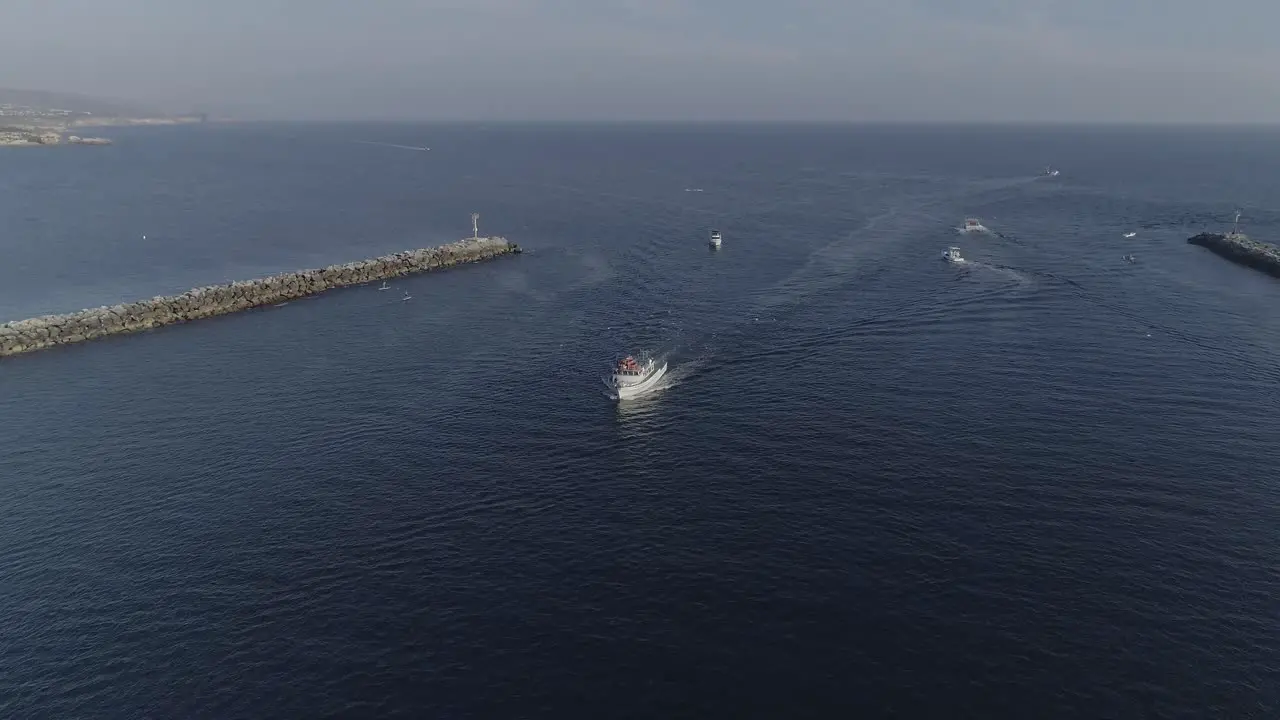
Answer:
[0,236,518,359]
[1187,232,1280,279]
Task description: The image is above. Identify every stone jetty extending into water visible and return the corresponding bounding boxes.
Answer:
[0,235,520,359]
[1187,231,1280,279]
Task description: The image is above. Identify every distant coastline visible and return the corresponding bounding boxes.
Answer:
[0,117,208,147]
[1,88,214,147]
[0,128,63,147]
[66,115,208,128]
[1,113,211,148]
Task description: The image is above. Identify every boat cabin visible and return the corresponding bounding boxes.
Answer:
[616,356,645,375]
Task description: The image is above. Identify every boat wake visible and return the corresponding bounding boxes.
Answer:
[647,351,707,391]
[592,171,1072,400]
[754,205,905,312]
[355,140,429,152]
[1005,267,1280,382]
[970,261,1035,287]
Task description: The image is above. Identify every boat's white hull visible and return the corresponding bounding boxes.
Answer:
[608,361,668,400]
[709,239,721,248]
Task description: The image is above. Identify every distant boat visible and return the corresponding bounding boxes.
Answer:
[941,246,965,263]
[1043,165,1060,177]
[378,281,390,291]
[1124,254,1136,263]
[1123,232,1137,238]
[960,218,988,233]
[709,229,722,248]
[401,291,411,301]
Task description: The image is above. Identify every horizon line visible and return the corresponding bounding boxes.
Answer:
[207,118,1280,128]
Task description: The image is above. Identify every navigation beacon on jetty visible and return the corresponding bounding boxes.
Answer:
[471,212,522,253]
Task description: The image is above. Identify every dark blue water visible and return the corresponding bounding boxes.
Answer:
[2,123,1278,718]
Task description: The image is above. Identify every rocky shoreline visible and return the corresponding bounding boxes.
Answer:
[0,236,519,359]
[1187,231,1280,279]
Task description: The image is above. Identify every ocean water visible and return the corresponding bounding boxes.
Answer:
[1,123,1278,718]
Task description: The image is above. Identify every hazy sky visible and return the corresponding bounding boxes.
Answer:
[2,0,1277,122]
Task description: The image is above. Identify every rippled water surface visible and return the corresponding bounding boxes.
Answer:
[2,124,1279,718]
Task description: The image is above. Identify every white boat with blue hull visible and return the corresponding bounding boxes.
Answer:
[605,353,668,400]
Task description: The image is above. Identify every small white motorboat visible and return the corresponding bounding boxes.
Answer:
[941,246,965,263]
[604,354,668,400]
[960,218,988,233]
[709,229,722,248]
[378,281,391,291]
[1123,232,1137,238]
[401,291,412,301]
[1043,165,1060,177]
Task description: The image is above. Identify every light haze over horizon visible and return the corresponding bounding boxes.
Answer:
[2,0,1277,123]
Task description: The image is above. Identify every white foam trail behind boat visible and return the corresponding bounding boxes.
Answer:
[356,140,430,152]
[649,354,707,392]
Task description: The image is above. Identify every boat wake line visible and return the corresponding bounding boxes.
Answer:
[979,264,1280,381]
[355,140,429,152]
[624,190,1021,387]
[590,170,1063,400]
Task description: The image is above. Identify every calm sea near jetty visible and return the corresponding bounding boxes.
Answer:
[1,123,1278,718]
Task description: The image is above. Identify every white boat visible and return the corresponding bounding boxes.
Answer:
[941,246,965,263]
[1043,165,1060,177]
[1123,254,1136,263]
[605,354,668,400]
[960,218,988,233]
[401,291,411,301]
[1123,232,1137,238]
[709,229,722,248]
[378,281,390,291]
